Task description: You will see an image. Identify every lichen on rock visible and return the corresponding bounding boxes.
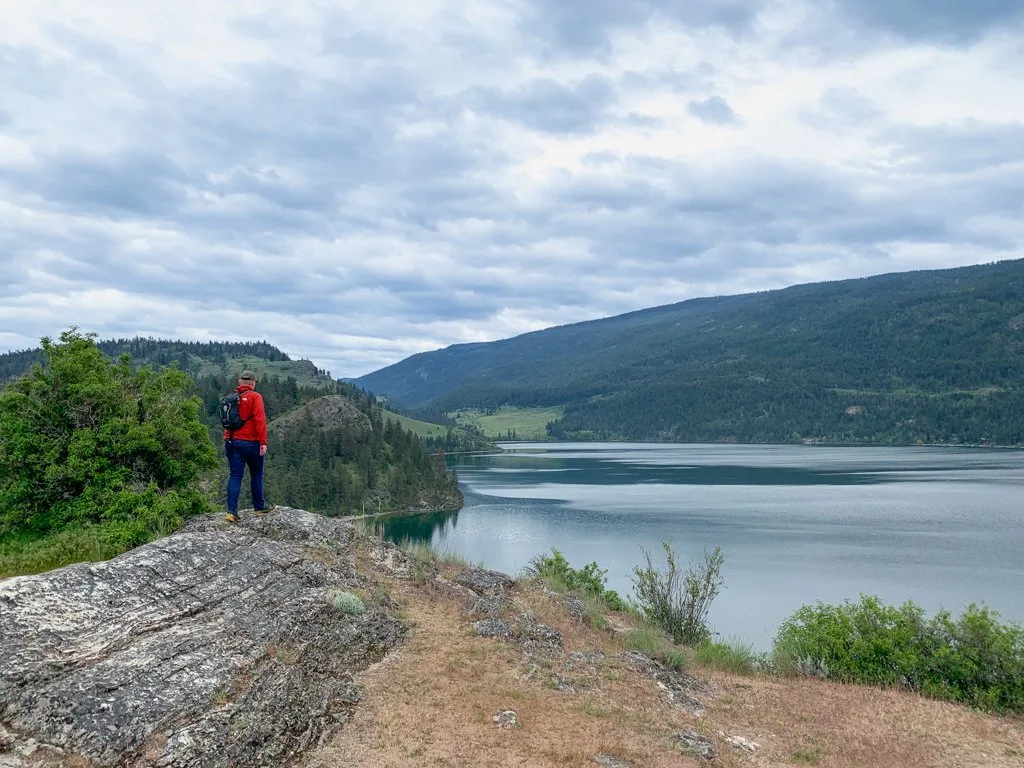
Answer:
[0,508,407,768]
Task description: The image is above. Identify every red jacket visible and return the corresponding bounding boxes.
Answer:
[224,384,267,446]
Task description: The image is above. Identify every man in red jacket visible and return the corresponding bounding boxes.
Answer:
[224,371,274,523]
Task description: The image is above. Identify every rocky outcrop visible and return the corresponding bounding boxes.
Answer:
[0,508,406,768]
[268,396,372,437]
[620,650,708,717]
[453,567,515,596]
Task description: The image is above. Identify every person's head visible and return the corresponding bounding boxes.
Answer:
[238,371,257,387]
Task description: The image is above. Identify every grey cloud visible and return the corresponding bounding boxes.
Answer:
[44,24,169,99]
[687,96,740,125]
[46,23,121,64]
[1,34,511,239]
[467,75,616,134]
[1,151,190,216]
[525,151,1020,278]
[580,151,622,168]
[625,112,663,128]
[0,108,11,127]
[519,0,764,58]
[620,64,717,95]
[885,121,1024,173]
[0,43,69,97]
[834,0,1024,44]
[800,87,881,132]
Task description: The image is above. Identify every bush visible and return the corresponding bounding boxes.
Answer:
[660,648,689,672]
[328,590,366,615]
[0,330,217,573]
[525,548,630,612]
[773,596,1024,713]
[693,639,760,675]
[625,625,663,656]
[631,543,724,645]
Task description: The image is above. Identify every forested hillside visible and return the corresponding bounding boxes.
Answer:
[356,259,1024,445]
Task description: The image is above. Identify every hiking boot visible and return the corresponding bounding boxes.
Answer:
[225,512,240,523]
[254,505,278,516]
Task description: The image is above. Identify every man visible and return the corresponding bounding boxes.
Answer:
[224,370,275,523]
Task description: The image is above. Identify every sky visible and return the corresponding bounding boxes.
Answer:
[1,1,1022,378]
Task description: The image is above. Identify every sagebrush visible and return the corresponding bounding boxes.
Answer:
[632,543,724,645]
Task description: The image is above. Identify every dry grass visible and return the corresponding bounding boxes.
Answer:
[301,563,1024,768]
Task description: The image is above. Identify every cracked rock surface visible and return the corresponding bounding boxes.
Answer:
[0,507,406,768]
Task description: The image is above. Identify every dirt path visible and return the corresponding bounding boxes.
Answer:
[301,560,1024,768]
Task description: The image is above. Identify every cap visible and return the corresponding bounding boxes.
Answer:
[239,370,257,381]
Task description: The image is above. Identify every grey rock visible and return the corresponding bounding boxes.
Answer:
[675,731,715,760]
[453,567,515,596]
[431,576,476,599]
[464,595,505,616]
[516,613,563,656]
[569,650,607,665]
[492,710,518,729]
[593,754,634,768]
[0,508,407,767]
[552,673,581,693]
[724,734,760,752]
[473,619,513,638]
[364,540,414,579]
[620,651,707,717]
[564,594,585,623]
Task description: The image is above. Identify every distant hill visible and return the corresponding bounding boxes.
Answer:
[356,259,1024,445]
[0,337,335,387]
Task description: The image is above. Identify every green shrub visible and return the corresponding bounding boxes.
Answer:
[626,625,663,656]
[329,590,366,615]
[773,596,1024,713]
[525,548,630,612]
[0,330,217,573]
[660,648,689,672]
[773,595,927,683]
[624,624,691,671]
[581,592,610,630]
[631,543,724,645]
[693,639,760,675]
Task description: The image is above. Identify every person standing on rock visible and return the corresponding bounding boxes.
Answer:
[221,371,275,523]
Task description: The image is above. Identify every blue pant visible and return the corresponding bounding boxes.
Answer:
[225,439,267,513]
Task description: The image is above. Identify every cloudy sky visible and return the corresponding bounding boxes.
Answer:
[2,1,1022,377]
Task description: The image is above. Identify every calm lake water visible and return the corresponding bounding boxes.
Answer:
[377,443,1024,648]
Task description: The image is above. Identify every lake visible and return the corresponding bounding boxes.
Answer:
[376,443,1024,648]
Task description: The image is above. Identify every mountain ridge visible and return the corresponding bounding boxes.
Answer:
[355,259,1024,445]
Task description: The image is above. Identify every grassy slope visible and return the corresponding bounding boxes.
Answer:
[450,406,565,440]
[380,409,453,439]
[301,543,1024,768]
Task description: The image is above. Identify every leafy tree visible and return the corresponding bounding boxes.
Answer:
[0,330,217,561]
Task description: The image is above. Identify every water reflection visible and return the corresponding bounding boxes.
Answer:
[371,443,1024,648]
[373,507,460,543]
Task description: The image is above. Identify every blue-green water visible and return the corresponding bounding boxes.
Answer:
[377,443,1024,648]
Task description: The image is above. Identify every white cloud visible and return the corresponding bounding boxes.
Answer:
[0,0,1022,376]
